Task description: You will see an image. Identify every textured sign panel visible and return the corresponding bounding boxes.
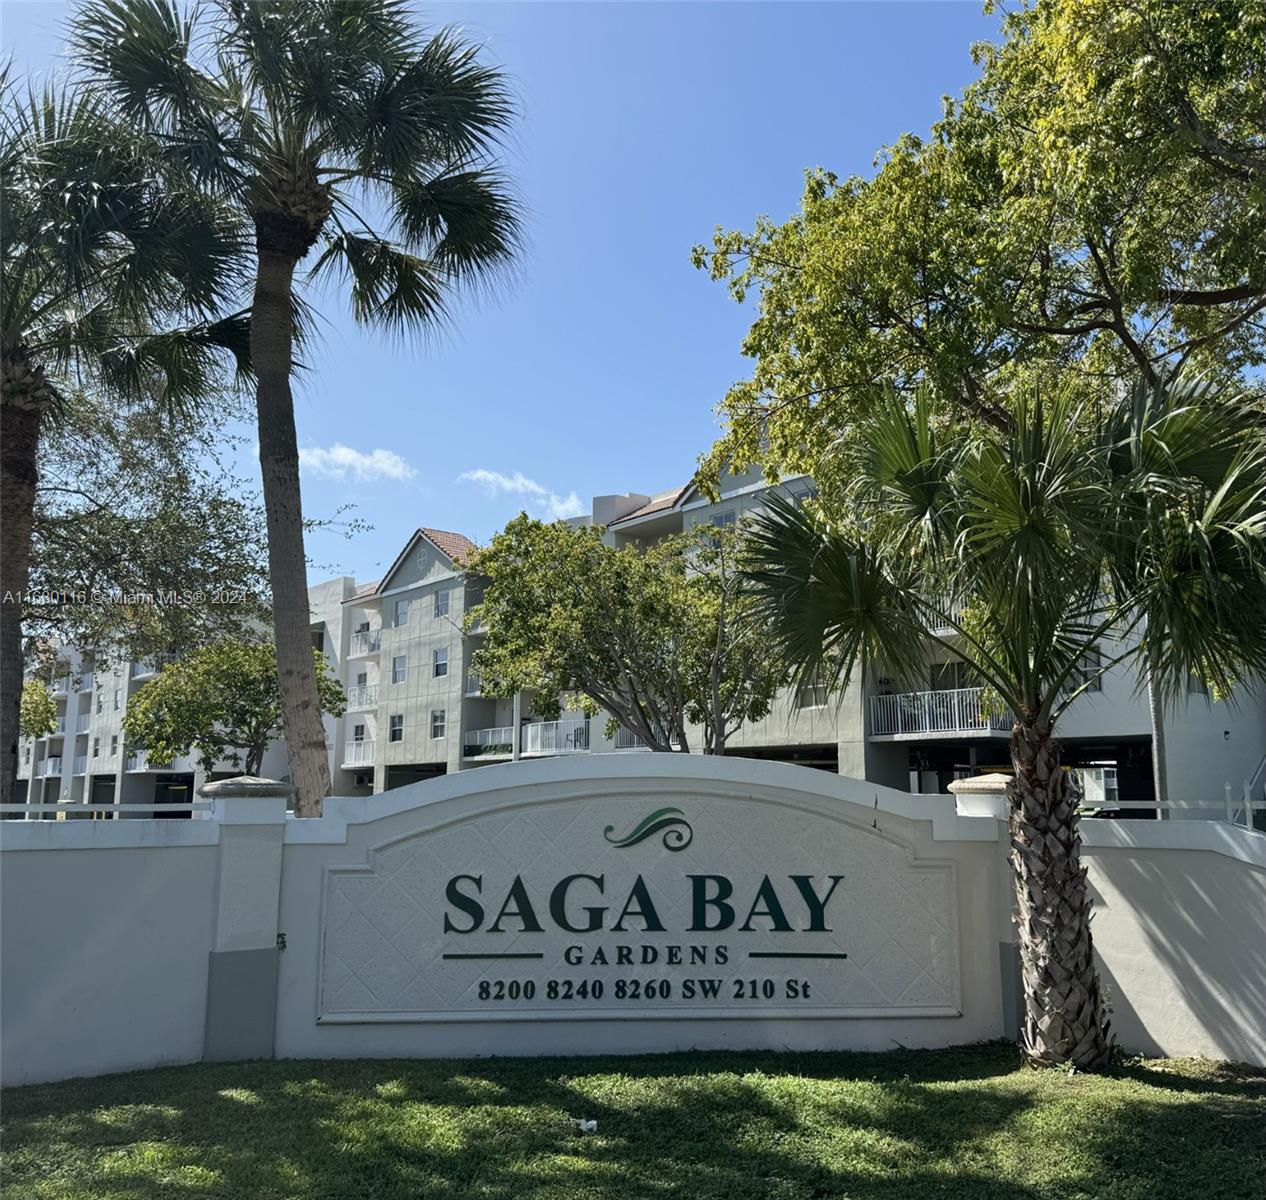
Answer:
[318,794,959,1022]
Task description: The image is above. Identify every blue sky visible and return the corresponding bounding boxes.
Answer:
[5,1,1000,582]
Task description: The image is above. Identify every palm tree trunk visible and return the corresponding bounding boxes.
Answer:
[1008,721,1112,1069]
[250,247,331,816]
[0,396,41,807]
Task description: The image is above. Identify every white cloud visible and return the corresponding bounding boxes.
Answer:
[300,443,416,483]
[458,468,585,521]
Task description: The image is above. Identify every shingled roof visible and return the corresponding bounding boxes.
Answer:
[607,484,691,526]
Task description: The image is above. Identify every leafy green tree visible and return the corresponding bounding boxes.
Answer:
[740,376,1266,1070]
[26,393,270,668]
[693,0,1266,805]
[123,639,345,777]
[76,0,522,815]
[18,680,57,740]
[469,516,783,754]
[1,73,247,806]
[693,0,1266,487]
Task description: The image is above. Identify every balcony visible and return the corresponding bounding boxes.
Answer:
[38,757,63,777]
[614,726,652,751]
[42,721,67,739]
[126,751,149,772]
[79,671,95,692]
[521,716,590,756]
[343,739,375,767]
[869,687,1013,740]
[75,714,91,733]
[73,755,87,775]
[131,655,177,678]
[463,726,514,760]
[345,684,379,710]
[349,630,382,657]
[51,675,71,694]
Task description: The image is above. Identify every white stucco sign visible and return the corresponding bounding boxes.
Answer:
[318,783,961,1023]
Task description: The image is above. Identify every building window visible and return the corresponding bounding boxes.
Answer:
[930,660,975,691]
[709,510,737,530]
[352,723,366,742]
[110,735,118,756]
[92,737,99,758]
[389,715,404,743]
[431,709,446,739]
[311,629,325,653]
[391,655,408,684]
[789,481,819,508]
[434,589,450,619]
[1068,649,1102,694]
[433,648,449,678]
[1187,672,1208,695]
[356,671,368,687]
[393,598,411,628]
[113,689,121,711]
[795,671,829,710]
[96,693,103,714]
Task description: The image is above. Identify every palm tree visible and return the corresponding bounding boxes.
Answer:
[75,0,522,815]
[741,377,1266,1069]
[1,75,247,806]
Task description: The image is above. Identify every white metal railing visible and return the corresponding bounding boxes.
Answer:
[350,630,381,656]
[38,757,63,777]
[0,802,213,819]
[73,755,87,774]
[44,721,67,738]
[870,687,1012,737]
[465,671,483,697]
[343,739,375,766]
[75,713,91,733]
[51,675,71,693]
[131,655,176,678]
[77,671,95,692]
[463,726,514,758]
[614,726,652,751]
[521,716,589,756]
[126,751,148,772]
[345,684,379,710]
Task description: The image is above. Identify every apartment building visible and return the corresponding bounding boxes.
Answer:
[16,476,1264,819]
[303,469,1263,818]
[13,648,212,817]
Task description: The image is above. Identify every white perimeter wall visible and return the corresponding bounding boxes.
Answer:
[1,821,219,1084]
[2,756,1264,1086]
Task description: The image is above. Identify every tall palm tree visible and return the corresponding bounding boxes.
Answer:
[1,74,247,806]
[75,0,522,815]
[741,377,1266,1069]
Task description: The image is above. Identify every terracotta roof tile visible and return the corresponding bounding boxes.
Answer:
[419,527,479,566]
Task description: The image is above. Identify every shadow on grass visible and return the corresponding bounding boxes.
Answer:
[2,1043,1263,1200]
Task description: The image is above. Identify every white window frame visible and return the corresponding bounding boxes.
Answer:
[430,709,446,739]
[434,588,450,619]
[110,734,118,755]
[113,688,121,711]
[352,723,366,743]
[389,714,404,743]
[432,648,449,678]
[393,598,411,628]
[391,654,408,685]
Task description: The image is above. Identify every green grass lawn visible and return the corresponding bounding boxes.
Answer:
[2,1043,1262,1199]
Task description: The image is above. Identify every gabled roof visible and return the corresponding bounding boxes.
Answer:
[419,527,478,566]
[370,526,479,598]
[607,483,692,527]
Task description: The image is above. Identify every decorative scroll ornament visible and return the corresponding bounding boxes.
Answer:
[603,806,693,852]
